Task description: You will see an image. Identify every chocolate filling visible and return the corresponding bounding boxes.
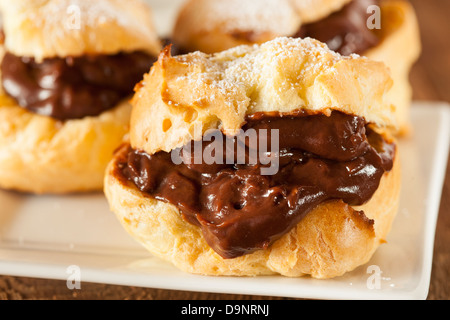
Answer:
[117,111,395,259]
[1,51,156,120]
[294,0,381,55]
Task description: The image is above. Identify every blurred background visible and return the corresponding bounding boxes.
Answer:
[407,0,450,301]
[407,0,450,104]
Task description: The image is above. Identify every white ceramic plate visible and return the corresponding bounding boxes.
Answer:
[0,102,448,300]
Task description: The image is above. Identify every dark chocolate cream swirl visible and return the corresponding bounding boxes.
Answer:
[1,51,156,120]
[294,0,381,55]
[119,111,395,259]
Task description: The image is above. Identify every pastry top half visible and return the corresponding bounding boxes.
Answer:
[0,0,161,62]
[173,0,352,49]
[131,37,395,155]
[0,0,162,121]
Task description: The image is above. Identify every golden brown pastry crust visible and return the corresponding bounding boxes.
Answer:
[0,0,161,62]
[172,0,421,134]
[0,94,131,194]
[131,37,395,156]
[104,142,401,279]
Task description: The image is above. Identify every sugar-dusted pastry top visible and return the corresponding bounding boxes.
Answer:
[0,0,161,61]
[130,37,395,155]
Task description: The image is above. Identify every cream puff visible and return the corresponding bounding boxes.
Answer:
[172,0,421,135]
[104,37,401,279]
[0,0,161,194]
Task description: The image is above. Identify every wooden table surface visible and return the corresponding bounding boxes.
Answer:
[0,0,449,300]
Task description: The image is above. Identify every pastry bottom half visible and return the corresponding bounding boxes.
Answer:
[0,94,131,194]
[104,143,401,279]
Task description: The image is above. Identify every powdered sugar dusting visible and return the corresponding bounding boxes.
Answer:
[171,37,358,115]
[226,37,344,88]
[10,0,153,38]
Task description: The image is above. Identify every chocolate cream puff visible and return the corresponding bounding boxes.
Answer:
[0,0,161,194]
[104,37,401,279]
[172,0,421,135]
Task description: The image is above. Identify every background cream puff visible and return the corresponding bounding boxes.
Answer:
[0,0,161,194]
[172,0,421,135]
